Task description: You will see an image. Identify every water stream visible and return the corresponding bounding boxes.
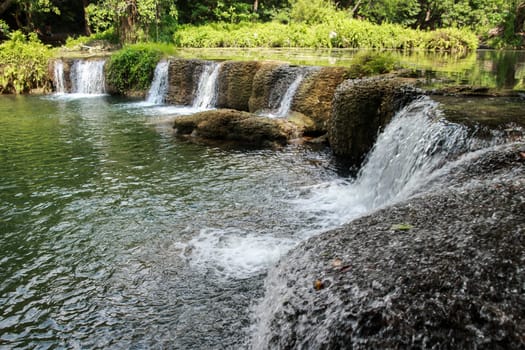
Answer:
[70,59,107,95]
[193,62,221,110]
[146,60,170,105]
[266,72,305,118]
[53,60,66,94]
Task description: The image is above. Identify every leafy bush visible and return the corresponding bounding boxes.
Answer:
[0,31,53,94]
[348,51,398,77]
[105,44,162,94]
[173,19,478,51]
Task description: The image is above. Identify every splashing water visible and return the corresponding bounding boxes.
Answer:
[70,59,106,95]
[146,60,170,105]
[193,62,221,110]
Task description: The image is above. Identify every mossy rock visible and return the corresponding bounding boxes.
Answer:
[249,62,301,113]
[329,76,418,163]
[292,66,352,133]
[172,109,299,147]
[216,61,262,111]
[165,58,209,106]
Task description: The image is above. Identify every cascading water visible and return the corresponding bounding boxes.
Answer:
[193,62,220,109]
[53,59,65,94]
[250,96,510,348]
[70,59,106,95]
[146,60,170,105]
[266,72,305,118]
[294,97,489,231]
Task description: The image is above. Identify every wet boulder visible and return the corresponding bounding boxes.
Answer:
[292,66,352,134]
[253,142,525,349]
[165,59,209,105]
[248,62,288,113]
[329,76,418,163]
[216,61,262,111]
[172,109,300,147]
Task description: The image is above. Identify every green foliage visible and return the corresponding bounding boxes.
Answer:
[348,52,398,77]
[0,19,10,38]
[173,19,478,51]
[64,29,119,49]
[289,0,339,25]
[105,44,162,94]
[85,3,115,34]
[0,30,53,94]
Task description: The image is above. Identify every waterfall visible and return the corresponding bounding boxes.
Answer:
[266,72,304,118]
[295,96,489,231]
[70,59,106,95]
[251,96,507,349]
[146,60,170,105]
[193,62,220,109]
[53,60,65,94]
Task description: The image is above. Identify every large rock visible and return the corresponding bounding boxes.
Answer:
[329,76,418,163]
[165,59,209,105]
[172,109,299,147]
[292,66,351,134]
[253,142,525,349]
[249,63,302,113]
[216,61,262,111]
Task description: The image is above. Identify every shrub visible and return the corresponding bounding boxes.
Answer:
[105,44,162,94]
[173,18,478,51]
[0,31,53,94]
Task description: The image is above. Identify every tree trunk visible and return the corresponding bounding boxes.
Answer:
[82,0,91,36]
[253,0,258,12]
[515,1,525,33]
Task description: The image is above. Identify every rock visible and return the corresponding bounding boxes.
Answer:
[329,76,418,164]
[165,59,209,105]
[248,62,290,113]
[172,109,299,147]
[253,142,525,350]
[216,61,262,111]
[292,66,352,133]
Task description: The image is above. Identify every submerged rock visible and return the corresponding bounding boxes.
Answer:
[172,109,300,147]
[329,76,418,163]
[252,143,525,349]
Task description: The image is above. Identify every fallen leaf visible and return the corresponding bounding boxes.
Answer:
[313,279,324,290]
[390,223,413,231]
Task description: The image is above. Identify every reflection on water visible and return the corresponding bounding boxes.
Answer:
[0,95,338,348]
[173,48,525,90]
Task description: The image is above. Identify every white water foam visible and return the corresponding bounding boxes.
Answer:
[70,59,107,96]
[146,60,170,105]
[295,97,476,231]
[53,59,66,94]
[181,97,477,279]
[193,62,221,110]
[184,228,298,279]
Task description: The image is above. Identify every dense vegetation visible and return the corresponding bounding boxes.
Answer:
[105,44,163,94]
[0,30,52,93]
[0,0,524,48]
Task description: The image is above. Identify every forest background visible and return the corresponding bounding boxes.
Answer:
[0,0,524,48]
